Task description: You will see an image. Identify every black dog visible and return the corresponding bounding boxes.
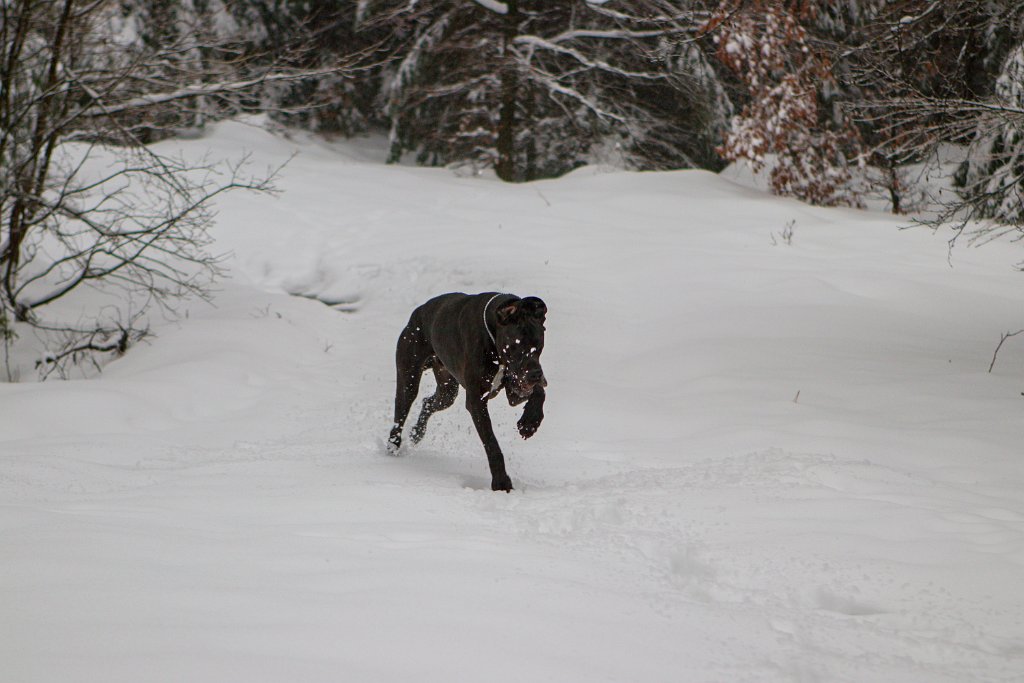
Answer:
[387,292,547,491]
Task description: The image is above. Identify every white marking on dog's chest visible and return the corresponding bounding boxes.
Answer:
[483,364,505,400]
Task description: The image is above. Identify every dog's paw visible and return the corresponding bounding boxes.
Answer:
[517,414,542,440]
[491,474,514,492]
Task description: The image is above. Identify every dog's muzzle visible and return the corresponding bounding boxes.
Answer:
[524,368,545,387]
[512,367,546,396]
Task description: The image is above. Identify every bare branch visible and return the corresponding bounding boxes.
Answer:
[989,329,1024,373]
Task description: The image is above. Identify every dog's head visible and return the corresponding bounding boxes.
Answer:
[494,296,547,397]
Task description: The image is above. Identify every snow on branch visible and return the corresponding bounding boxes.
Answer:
[894,1,942,28]
[583,0,708,25]
[77,67,352,118]
[514,35,665,80]
[541,27,696,43]
[471,0,508,14]
[383,13,453,104]
[524,67,627,126]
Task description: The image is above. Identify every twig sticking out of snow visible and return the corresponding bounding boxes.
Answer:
[988,329,1024,373]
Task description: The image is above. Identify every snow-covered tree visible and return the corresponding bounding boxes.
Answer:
[368,0,730,180]
[955,43,1024,228]
[218,0,380,135]
[63,0,256,142]
[847,0,1024,227]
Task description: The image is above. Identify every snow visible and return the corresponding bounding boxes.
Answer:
[469,0,508,15]
[3,119,1024,681]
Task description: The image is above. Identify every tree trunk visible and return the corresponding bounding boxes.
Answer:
[495,0,519,182]
[3,0,75,316]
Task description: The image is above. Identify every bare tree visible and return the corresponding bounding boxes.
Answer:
[0,0,355,378]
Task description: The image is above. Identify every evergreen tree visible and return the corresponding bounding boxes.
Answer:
[955,42,1024,227]
[367,0,730,180]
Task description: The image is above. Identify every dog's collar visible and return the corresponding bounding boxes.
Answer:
[482,293,509,400]
[483,293,507,347]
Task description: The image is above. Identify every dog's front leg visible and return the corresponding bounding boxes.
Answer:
[465,393,513,492]
[516,387,545,440]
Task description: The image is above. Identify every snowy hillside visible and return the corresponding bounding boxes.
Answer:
[3,120,1024,682]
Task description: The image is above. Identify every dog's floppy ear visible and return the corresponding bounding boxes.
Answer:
[521,296,547,321]
[496,300,520,325]
[496,296,546,325]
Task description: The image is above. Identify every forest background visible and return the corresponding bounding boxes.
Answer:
[3,0,1024,371]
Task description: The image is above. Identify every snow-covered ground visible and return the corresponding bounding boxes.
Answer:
[3,120,1024,682]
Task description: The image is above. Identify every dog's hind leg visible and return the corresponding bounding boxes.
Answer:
[388,321,430,454]
[410,365,459,445]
